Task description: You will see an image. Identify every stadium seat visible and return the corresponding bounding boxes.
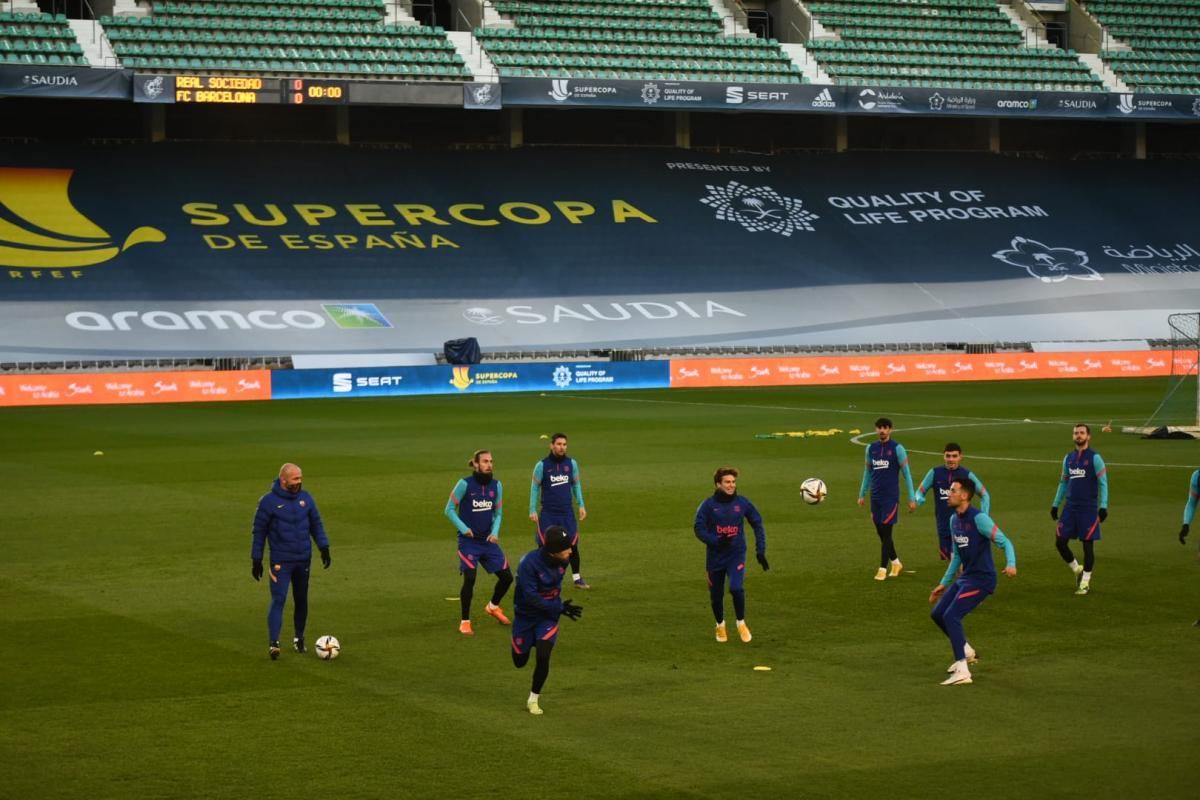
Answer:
[101,0,471,79]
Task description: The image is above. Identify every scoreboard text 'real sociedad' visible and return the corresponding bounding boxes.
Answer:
[173,76,280,104]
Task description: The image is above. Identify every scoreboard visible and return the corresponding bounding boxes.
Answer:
[137,76,349,105]
[172,75,281,104]
[286,79,349,105]
[131,74,464,107]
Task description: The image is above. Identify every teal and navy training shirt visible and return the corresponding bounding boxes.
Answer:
[445,475,503,537]
[1051,448,1108,510]
[529,455,585,516]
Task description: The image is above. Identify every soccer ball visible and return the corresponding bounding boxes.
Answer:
[314,635,341,660]
[800,478,828,505]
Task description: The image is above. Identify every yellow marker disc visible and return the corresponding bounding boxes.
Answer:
[753,666,772,672]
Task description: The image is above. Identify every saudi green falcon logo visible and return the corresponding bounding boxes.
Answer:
[321,303,393,329]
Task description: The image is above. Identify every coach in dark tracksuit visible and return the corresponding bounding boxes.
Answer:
[251,462,331,660]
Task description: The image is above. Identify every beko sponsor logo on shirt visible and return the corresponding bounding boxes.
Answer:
[462,299,746,325]
[872,458,891,470]
[472,498,494,512]
[549,473,571,487]
[1068,467,1088,480]
[332,372,405,393]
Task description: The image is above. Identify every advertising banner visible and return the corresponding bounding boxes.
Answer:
[501,77,841,112]
[1108,92,1200,121]
[270,361,670,400]
[501,77,1200,121]
[845,86,1112,118]
[2,145,1199,357]
[0,369,271,407]
[0,65,130,100]
[669,351,1197,388]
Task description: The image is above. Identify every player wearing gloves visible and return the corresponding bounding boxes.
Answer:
[929,479,1017,686]
[250,463,331,660]
[1050,424,1109,596]
[694,466,768,644]
[1179,469,1198,626]
[512,526,582,715]
[1179,469,1198,546]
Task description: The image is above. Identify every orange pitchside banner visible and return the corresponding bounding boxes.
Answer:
[669,351,1199,389]
[0,370,271,407]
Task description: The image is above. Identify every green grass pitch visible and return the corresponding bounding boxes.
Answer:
[2,378,1197,799]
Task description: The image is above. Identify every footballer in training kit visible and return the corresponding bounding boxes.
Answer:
[445,449,514,635]
[1050,424,1109,596]
[929,479,1017,686]
[693,466,768,644]
[529,433,589,588]
[512,526,583,715]
[1177,469,1198,625]
[858,417,916,580]
[915,442,990,561]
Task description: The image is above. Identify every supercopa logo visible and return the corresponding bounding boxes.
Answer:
[992,237,1102,283]
[0,168,165,272]
[548,79,571,102]
[700,181,819,237]
[552,365,573,388]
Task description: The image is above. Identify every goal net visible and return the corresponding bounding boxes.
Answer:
[1134,312,1200,433]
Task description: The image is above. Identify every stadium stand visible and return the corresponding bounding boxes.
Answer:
[475,0,805,83]
[804,0,1104,91]
[0,10,88,66]
[1088,0,1200,93]
[101,0,473,78]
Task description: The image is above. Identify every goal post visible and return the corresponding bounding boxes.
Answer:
[1131,312,1200,434]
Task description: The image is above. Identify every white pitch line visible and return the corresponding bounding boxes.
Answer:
[851,422,1193,470]
[559,393,1191,471]
[557,392,1058,425]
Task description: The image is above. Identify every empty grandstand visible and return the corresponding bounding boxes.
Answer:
[1089,0,1200,93]
[101,0,472,78]
[0,9,88,66]
[804,0,1104,91]
[475,0,804,83]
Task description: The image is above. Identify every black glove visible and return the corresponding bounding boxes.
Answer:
[756,552,770,572]
[561,599,583,621]
[251,559,263,581]
[320,547,331,569]
[1098,508,1108,523]
[1050,506,1059,521]
[1180,523,1189,545]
